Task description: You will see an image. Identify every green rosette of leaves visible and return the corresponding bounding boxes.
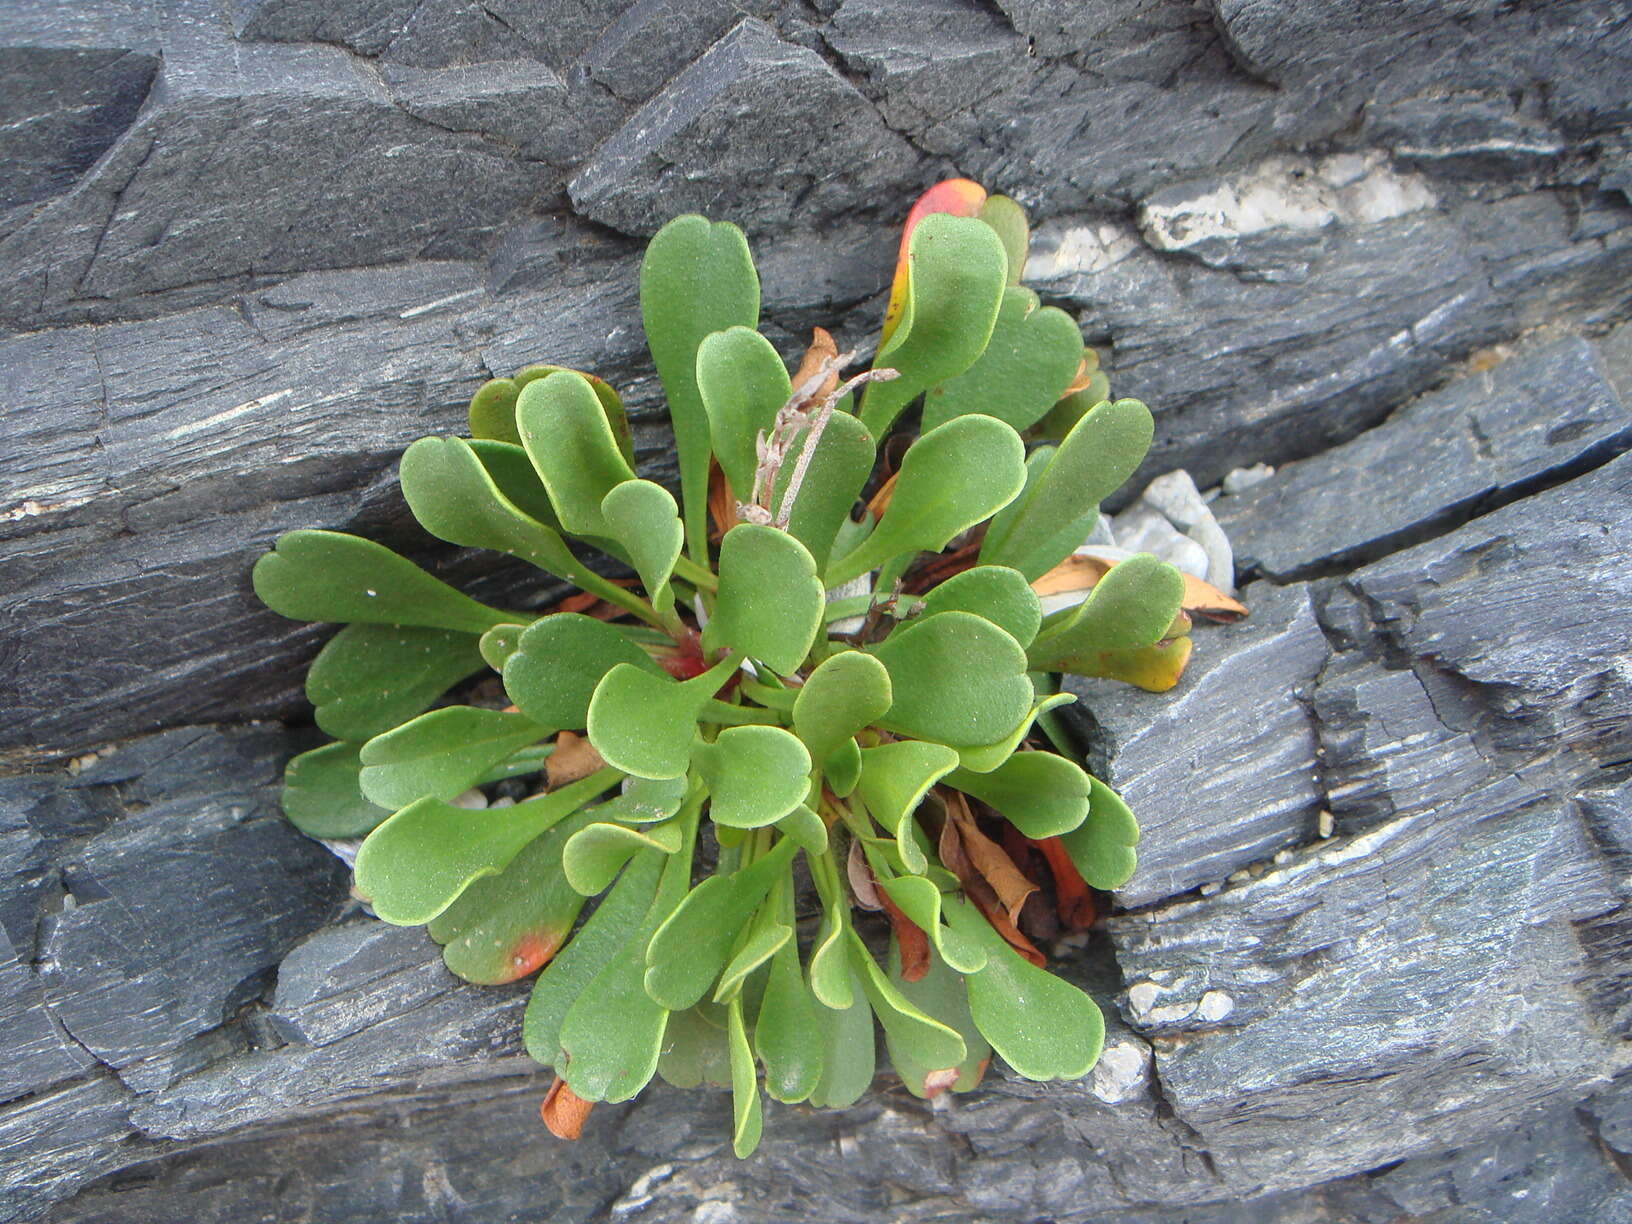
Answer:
[254,181,1194,1155]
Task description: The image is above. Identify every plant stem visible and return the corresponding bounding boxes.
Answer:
[673,555,718,591]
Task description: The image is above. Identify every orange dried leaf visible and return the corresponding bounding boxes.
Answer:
[1031,554,1248,623]
[708,457,736,537]
[877,877,930,983]
[547,731,607,790]
[865,471,899,520]
[1060,354,1095,397]
[952,809,1038,926]
[540,1077,594,1140]
[791,326,841,402]
[922,1067,960,1098]
[882,179,988,345]
[1034,836,1096,930]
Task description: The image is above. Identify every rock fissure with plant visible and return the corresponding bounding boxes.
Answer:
[254,179,1218,1156]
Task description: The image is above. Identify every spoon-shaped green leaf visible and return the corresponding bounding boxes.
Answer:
[768,410,875,574]
[354,767,620,925]
[697,325,790,500]
[871,611,1033,748]
[980,398,1154,580]
[478,623,526,671]
[253,530,514,634]
[824,737,862,798]
[858,214,1008,436]
[1060,775,1140,890]
[693,725,812,829]
[281,741,392,839]
[853,740,960,873]
[878,874,987,975]
[502,613,661,733]
[558,811,699,1101]
[949,751,1091,839]
[657,1003,733,1090]
[358,707,548,809]
[587,653,740,780]
[588,775,690,825]
[465,438,562,532]
[726,994,764,1158]
[826,415,1025,588]
[756,935,825,1104]
[702,525,823,675]
[847,931,966,1072]
[922,286,1082,434]
[428,805,598,984]
[918,564,1041,648]
[562,818,684,896]
[473,366,633,462]
[775,804,828,854]
[641,215,760,561]
[807,908,852,1010]
[792,650,892,769]
[1027,553,1185,672]
[643,837,799,1010]
[979,193,1029,285]
[515,370,635,538]
[954,691,1077,773]
[306,623,485,743]
[714,914,792,1002]
[887,943,991,1098]
[525,849,664,1069]
[947,898,1104,1080]
[400,436,584,582]
[600,480,683,608]
[807,959,874,1108]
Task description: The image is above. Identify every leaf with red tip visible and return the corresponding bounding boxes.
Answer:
[882,179,989,346]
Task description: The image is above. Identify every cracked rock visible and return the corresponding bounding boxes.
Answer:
[1065,581,1329,907]
[568,19,924,236]
[1217,333,1632,580]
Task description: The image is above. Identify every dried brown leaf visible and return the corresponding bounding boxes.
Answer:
[546,731,606,791]
[951,808,1038,926]
[540,1077,594,1140]
[847,838,883,910]
[790,327,841,403]
[1031,554,1248,623]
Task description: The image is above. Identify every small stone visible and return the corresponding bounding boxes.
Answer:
[1196,990,1236,1023]
[1090,1040,1153,1104]
[1125,981,1162,1018]
[1222,463,1276,495]
[1138,470,1237,594]
[1108,502,1210,578]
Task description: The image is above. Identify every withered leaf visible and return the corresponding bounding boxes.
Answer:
[547,731,607,791]
[540,1076,594,1140]
[1032,552,1248,623]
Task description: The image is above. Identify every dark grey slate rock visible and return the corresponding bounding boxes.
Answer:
[37,726,347,1066]
[0,45,159,216]
[1216,334,1632,580]
[0,2,542,331]
[568,19,925,236]
[0,925,94,1104]
[1361,1084,1632,1224]
[1108,786,1624,1193]
[130,920,534,1139]
[824,0,1023,140]
[1324,450,1632,769]
[382,59,626,169]
[231,0,423,58]
[1064,581,1329,907]
[0,1075,134,1224]
[1030,188,1632,492]
[582,0,780,105]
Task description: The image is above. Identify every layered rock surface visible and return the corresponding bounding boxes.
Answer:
[2,1,1630,1221]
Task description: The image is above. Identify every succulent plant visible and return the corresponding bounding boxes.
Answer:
[254,179,1192,1155]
